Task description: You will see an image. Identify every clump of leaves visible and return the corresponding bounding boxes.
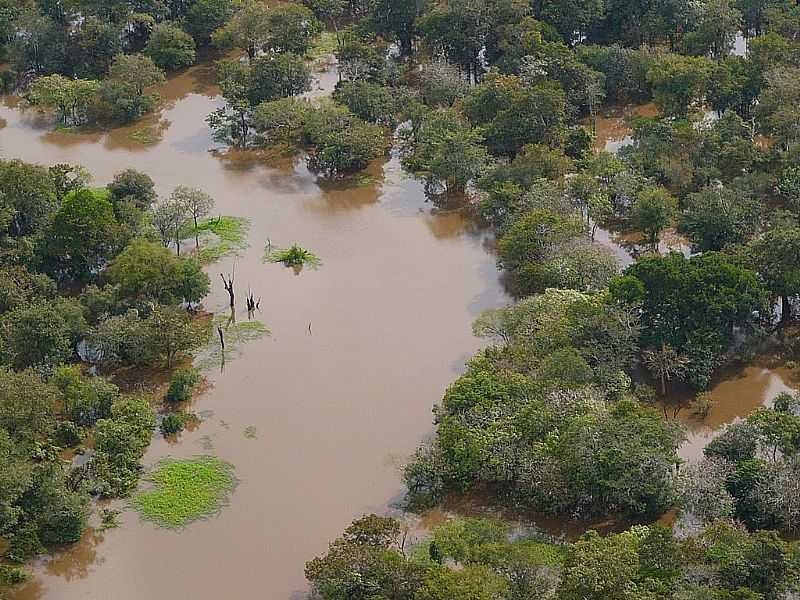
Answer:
[165,367,200,403]
[160,412,191,435]
[0,565,29,585]
[690,393,714,419]
[131,456,237,529]
[264,243,321,269]
[243,426,257,439]
[190,216,250,264]
[100,508,121,530]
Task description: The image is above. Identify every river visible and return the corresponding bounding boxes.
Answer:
[0,52,796,597]
[1,62,508,599]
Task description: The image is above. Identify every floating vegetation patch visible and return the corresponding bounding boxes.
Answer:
[132,456,237,529]
[190,216,251,265]
[198,435,214,451]
[243,426,257,439]
[193,314,269,371]
[264,243,322,270]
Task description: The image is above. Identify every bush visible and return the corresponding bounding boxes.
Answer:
[0,565,29,585]
[160,412,188,435]
[53,421,84,447]
[166,368,200,403]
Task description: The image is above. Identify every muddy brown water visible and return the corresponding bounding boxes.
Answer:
[0,58,795,597]
[1,63,507,599]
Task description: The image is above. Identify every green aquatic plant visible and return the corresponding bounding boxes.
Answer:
[132,456,237,529]
[160,412,190,435]
[264,243,322,269]
[187,216,250,264]
[243,426,257,439]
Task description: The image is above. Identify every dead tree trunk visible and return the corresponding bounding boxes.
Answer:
[221,271,235,308]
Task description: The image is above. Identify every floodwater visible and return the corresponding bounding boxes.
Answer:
[675,365,799,461]
[0,62,508,599]
[0,51,793,597]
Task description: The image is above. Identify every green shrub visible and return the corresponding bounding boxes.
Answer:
[53,421,84,447]
[166,368,200,403]
[160,412,187,435]
[0,565,29,585]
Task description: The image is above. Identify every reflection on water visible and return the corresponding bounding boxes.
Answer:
[676,365,799,461]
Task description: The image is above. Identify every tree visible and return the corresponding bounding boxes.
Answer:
[107,169,157,211]
[370,0,424,55]
[303,103,386,175]
[559,530,640,600]
[145,23,196,71]
[0,159,58,238]
[305,514,427,599]
[756,67,800,150]
[417,565,509,600]
[631,186,677,246]
[40,188,122,281]
[2,304,77,371]
[143,305,206,368]
[0,369,57,442]
[48,163,91,202]
[643,343,689,395]
[106,239,210,305]
[209,58,254,147]
[52,365,118,426]
[418,60,469,107]
[183,0,236,45]
[92,396,156,496]
[462,74,567,157]
[171,186,215,250]
[247,53,311,105]
[264,4,321,55]
[497,209,584,296]
[680,0,742,59]
[98,53,165,122]
[152,197,191,254]
[26,75,99,126]
[747,226,800,323]
[647,54,713,117]
[610,252,767,357]
[0,266,55,314]
[212,0,272,62]
[332,81,398,125]
[680,186,761,252]
[418,0,488,82]
[401,109,490,194]
[252,97,309,145]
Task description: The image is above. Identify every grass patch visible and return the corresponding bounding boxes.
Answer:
[193,314,270,371]
[131,456,237,529]
[129,128,159,144]
[264,243,322,269]
[186,216,251,265]
[307,31,339,60]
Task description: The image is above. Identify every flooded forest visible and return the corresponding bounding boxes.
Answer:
[2,1,800,599]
